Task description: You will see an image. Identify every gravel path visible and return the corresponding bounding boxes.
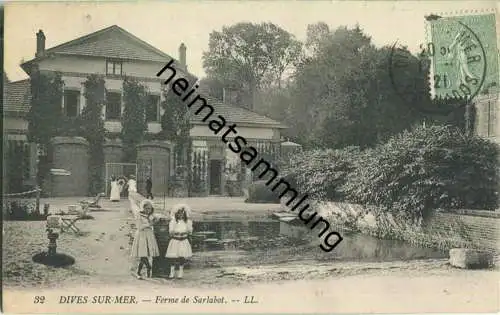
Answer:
[3,198,497,294]
[3,198,499,313]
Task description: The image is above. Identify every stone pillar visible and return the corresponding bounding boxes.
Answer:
[137,141,172,197]
[50,136,89,197]
[103,140,124,164]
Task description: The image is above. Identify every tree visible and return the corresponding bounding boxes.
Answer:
[287,25,428,149]
[266,26,303,88]
[304,22,330,56]
[27,70,64,183]
[27,71,64,146]
[121,78,148,162]
[82,74,106,195]
[198,77,225,101]
[253,87,291,125]
[202,22,302,109]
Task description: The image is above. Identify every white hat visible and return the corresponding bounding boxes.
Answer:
[170,203,191,220]
[140,199,154,212]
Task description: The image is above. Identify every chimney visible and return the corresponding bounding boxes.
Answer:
[179,43,187,69]
[36,30,46,58]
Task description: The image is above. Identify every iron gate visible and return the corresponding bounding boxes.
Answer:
[137,158,153,195]
[104,163,137,196]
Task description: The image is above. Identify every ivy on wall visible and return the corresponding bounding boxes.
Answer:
[191,149,208,194]
[27,70,64,184]
[159,83,194,195]
[82,74,107,195]
[121,77,148,163]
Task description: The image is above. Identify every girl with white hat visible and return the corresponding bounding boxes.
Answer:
[165,203,193,279]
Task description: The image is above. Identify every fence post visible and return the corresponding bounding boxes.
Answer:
[35,185,41,214]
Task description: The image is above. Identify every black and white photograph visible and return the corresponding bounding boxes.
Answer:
[2,1,499,313]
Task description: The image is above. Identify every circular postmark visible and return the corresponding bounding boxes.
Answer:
[389,18,487,115]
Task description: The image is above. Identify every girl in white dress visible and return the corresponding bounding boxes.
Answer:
[165,204,193,279]
[109,176,120,202]
[130,199,160,279]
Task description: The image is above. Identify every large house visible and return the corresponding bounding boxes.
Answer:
[4,25,286,196]
[474,93,500,144]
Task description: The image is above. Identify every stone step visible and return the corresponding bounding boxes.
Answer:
[449,248,495,269]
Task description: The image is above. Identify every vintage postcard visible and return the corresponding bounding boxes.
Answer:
[2,0,500,314]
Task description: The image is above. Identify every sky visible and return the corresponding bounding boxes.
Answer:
[4,0,497,82]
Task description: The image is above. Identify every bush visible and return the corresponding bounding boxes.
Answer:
[3,200,46,221]
[342,124,499,223]
[245,180,280,203]
[280,146,361,201]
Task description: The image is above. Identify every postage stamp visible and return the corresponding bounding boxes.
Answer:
[3,1,500,314]
[389,11,499,115]
[426,13,498,101]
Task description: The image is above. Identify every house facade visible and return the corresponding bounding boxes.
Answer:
[474,92,500,144]
[5,25,286,196]
[4,79,37,193]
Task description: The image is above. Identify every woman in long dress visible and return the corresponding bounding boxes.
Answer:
[126,174,137,200]
[109,176,121,202]
[127,175,137,193]
[165,204,193,279]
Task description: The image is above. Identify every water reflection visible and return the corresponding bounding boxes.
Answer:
[153,220,447,262]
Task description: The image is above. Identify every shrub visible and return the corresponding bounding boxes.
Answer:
[245,180,280,203]
[280,146,361,201]
[4,199,45,221]
[342,124,499,223]
[121,77,148,162]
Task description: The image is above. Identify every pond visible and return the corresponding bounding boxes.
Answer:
[153,220,447,263]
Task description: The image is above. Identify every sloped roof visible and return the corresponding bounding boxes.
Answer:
[21,25,185,71]
[191,95,286,128]
[4,79,31,113]
[16,25,285,128]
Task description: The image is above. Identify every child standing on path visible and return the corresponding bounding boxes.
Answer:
[130,199,160,279]
[166,204,193,279]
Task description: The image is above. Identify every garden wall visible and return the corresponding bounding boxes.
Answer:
[426,210,500,251]
[315,202,500,252]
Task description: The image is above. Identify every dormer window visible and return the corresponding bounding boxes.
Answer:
[106,60,122,76]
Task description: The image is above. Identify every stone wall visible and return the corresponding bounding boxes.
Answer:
[103,140,124,164]
[425,210,500,252]
[314,202,500,252]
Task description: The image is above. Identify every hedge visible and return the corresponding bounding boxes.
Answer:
[279,124,499,223]
[342,124,499,222]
